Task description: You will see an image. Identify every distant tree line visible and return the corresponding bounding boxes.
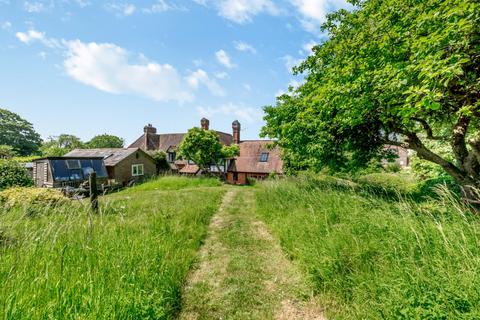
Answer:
[0,108,125,158]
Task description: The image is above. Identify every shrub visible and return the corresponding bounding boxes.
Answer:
[384,162,401,173]
[246,177,257,185]
[0,187,67,211]
[0,159,33,190]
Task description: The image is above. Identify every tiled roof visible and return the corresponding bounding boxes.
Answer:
[65,148,145,166]
[129,131,233,151]
[179,164,200,174]
[229,140,283,174]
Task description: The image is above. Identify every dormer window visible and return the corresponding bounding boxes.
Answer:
[168,151,176,163]
[259,152,269,162]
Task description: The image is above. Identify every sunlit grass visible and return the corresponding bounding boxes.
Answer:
[255,175,480,319]
[0,177,225,319]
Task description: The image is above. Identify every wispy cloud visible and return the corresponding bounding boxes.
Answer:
[1,21,11,30]
[16,29,61,48]
[142,0,186,13]
[215,49,236,69]
[193,0,279,24]
[281,55,303,73]
[24,1,51,13]
[290,0,351,33]
[186,69,225,97]
[197,103,263,123]
[234,41,257,54]
[105,2,136,17]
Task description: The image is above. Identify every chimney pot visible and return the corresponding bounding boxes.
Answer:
[144,124,157,134]
[201,118,210,130]
[232,120,241,144]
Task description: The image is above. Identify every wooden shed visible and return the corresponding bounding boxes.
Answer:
[32,156,109,188]
[65,148,156,186]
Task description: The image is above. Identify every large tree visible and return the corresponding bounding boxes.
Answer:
[178,127,239,176]
[85,134,124,149]
[40,134,84,156]
[262,0,480,199]
[0,108,42,156]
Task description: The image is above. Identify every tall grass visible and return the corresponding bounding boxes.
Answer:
[255,176,480,319]
[121,175,222,193]
[0,177,224,319]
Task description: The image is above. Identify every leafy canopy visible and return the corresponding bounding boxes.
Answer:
[40,134,84,157]
[262,0,480,193]
[86,134,124,149]
[0,108,42,156]
[178,127,239,172]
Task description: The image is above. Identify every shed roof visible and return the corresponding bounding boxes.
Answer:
[65,148,148,166]
[229,140,283,174]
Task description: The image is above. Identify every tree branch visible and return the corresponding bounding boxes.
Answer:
[410,117,446,140]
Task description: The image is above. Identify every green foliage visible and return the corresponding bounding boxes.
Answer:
[178,127,240,172]
[40,134,84,156]
[0,177,224,319]
[86,134,125,149]
[0,108,42,156]
[256,177,480,319]
[262,0,480,189]
[123,176,222,193]
[0,159,32,190]
[0,145,16,159]
[0,187,67,211]
[147,150,171,173]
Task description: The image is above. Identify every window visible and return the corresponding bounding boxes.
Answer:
[66,159,81,169]
[168,152,176,163]
[132,164,144,176]
[259,152,269,162]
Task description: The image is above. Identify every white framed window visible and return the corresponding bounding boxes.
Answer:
[132,164,144,176]
[259,152,269,162]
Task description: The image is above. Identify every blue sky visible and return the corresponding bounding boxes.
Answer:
[0,0,348,145]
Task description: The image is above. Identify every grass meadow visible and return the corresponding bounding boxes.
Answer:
[0,177,224,319]
[255,175,480,319]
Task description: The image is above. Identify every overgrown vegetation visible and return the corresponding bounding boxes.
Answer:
[0,159,33,190]
[0,176,224,319]
[255,175,480,319]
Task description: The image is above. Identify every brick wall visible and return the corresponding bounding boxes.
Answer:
[112,151,156,185]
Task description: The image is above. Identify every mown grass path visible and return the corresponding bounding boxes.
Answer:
[179,188,325,320]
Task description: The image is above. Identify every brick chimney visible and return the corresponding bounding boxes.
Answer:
[143,124,157,150]
[232,120,241,144]
[201,117,210,130]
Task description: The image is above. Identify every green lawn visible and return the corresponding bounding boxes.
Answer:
[0,177,225,319]
[255,176,480,319]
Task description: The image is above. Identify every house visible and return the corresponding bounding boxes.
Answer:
[65,148,156,186]
[383,145,410,168]
[32,156,109,188]
[129,118,284,184]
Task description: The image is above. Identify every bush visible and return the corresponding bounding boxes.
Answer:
[384,162,401,173]
[0,187,67,211]
[355,172,418,196]
[0,159,32,190]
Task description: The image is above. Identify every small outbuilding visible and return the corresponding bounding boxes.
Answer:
[65,148,156,186]
[32,156,109,188]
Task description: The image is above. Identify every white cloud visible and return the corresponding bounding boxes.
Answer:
[194,0,279,24]
[1,21,11,30]
[290,0,351,32]
[63,40,193,102]
[186,69,225,97]
[15,29,61,48]
[215,49,236,68]
[197,103,262,123]
[214,71,229,79]
[302,40,316,55]
[73,0,91,8]
[243,83,251,91]
[38,51,47,59]
[281,55,303,73]
[24,1,49,13]
[276,79,303,97]
[105,2,136,16]
[142,0,186,13]
[234,41,256,54]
